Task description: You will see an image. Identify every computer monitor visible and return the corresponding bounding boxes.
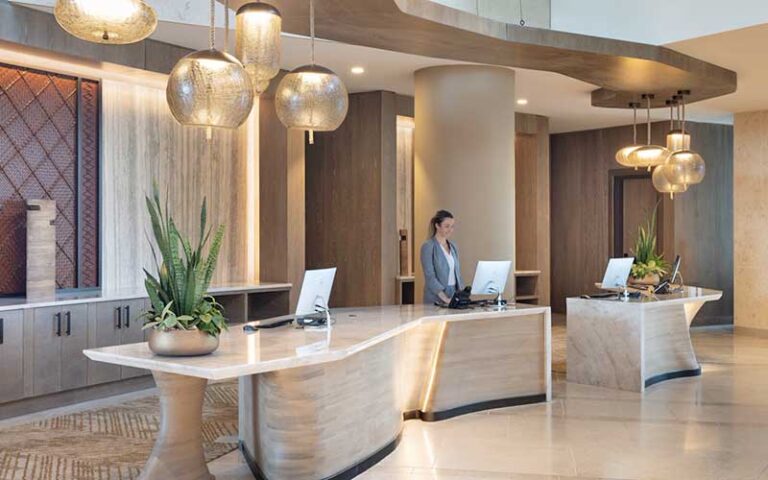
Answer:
[295,268,337,316]
[668,255,681,283]
[601,257,634,289]
[470,260,512,296]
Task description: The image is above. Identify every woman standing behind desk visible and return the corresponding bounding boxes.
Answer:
[421,210,464,304]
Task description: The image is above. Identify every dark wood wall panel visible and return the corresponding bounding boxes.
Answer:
[550,121,733,325]
[305,91,397,307]
[0,63,99,294]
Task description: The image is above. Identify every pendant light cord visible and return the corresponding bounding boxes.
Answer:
[646,95,651,145]
[209,0,215,50]
[632,103,637,144]
[519,0,526,26]
[310,0,316,66]
[681,95,686,137]
[224,0,229,53]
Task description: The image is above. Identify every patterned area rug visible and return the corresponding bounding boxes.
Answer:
[0,381,238,480]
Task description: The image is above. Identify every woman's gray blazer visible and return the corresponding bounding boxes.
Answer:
[420,238,464,304]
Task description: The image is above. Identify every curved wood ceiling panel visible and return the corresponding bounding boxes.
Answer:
[223,0,736,108]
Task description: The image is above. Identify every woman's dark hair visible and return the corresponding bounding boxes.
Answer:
[429,210,454,237]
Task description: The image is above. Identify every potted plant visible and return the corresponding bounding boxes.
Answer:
[141,185,227,356]
[630,204,670,286]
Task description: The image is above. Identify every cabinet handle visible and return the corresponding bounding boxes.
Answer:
[0,318,4,344]
[124,305,131,328]
[65,311,71,336]
[115,306,122,329]
[55,312,62,337]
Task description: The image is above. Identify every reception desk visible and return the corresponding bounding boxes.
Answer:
[84,303,551,480]
[567,287,722,392]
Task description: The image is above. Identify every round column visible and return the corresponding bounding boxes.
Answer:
[414,65,516,302]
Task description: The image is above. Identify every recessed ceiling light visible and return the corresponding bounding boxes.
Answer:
[517,98,528,105]
[350,66,365,75]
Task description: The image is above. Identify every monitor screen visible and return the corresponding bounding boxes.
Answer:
[470,260,512,295]
[601,257,634,288]
[295,268,337,316]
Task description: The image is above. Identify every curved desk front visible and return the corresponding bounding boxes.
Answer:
[84,304,552,480]
[566,287,722,392]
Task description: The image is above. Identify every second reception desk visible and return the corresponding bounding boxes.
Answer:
[85,303,551,480]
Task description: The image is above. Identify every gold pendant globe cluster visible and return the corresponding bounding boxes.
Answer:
[615,93,705,199]
[54,0,349,136]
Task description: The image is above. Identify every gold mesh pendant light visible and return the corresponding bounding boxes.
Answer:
[627,94,670,171]
[236,2,282,95]
[662,92,705,186]
[275,0,348,143]
[54,0,157,44]
[652,164,687,199]
[166,0,254,134]
[615,102,642,168]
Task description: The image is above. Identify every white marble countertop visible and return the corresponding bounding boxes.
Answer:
[570,286,722,309]
[0,282,291,312]
[84,303,550,380]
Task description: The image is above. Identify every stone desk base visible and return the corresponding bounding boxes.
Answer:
[566,289,721,392]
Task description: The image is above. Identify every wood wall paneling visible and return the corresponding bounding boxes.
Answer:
[259,83,305,310]
[515,113,550,305]
[305,91,398,307]
[550,121,733,324]
[397,116,415,275]
[101,80,249,293]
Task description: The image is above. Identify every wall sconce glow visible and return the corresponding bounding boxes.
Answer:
[54,0,157,44]
[350,66,365,75]
[516,98,528,105]
[236,2,282,95]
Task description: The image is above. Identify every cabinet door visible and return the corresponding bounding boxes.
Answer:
[0,310,25,403]
[60,305,89,391]
[120,299,149,379]
[32,306,62,396]
[88,301,124,385]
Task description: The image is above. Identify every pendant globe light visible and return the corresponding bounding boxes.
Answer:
[236,2,282,95]
[275,0,349,144]
[166,0,254,137]
[615,102,642,168]
[652,163,687,199]
[662,92,705,187]
[54,0,157,44]
[627,94,670,171]
[665,96,690,151]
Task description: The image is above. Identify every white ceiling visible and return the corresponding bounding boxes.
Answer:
[13,0,768,133]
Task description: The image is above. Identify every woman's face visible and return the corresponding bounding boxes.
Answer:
[436,217,455,238]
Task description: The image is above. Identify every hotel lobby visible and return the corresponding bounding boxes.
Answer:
[0,0,767,479]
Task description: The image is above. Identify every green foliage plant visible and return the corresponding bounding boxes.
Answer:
[141,184,227,337]
[630,202,670,279]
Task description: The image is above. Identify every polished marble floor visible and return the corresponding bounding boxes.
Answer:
[209,325,768,480]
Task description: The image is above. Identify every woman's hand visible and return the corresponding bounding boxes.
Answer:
[438,292,452,304]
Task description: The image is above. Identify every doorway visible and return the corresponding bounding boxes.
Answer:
[609,170,673,259]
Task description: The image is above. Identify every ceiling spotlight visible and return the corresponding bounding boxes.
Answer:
[351,66,365,75]
[516,98,528,105]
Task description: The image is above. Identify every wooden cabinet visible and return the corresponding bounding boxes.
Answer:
[0,310,25,403]
[32,305,88,396]
[88,299,147,385]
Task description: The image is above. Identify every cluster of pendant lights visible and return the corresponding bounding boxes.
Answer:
[615,91,705,199]
[53,0,349,140]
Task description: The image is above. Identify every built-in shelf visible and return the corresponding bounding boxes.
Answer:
[396,275,415,305]
[514,270,540,305]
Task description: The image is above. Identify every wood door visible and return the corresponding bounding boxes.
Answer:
[611,173,667,259]
[121,299,149,379]
[59,305,89,390]
[0,310,25,403]
[88,301,124,385]
[621,177,661,257]
[32,306,62,396]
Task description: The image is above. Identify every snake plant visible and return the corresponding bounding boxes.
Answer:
[630,202,670,279]
[141,184,227,337]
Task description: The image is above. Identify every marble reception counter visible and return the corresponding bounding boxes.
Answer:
[84,303,552,480]
[567,287,722,392]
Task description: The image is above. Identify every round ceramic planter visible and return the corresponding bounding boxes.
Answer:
[148,328,219,356]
